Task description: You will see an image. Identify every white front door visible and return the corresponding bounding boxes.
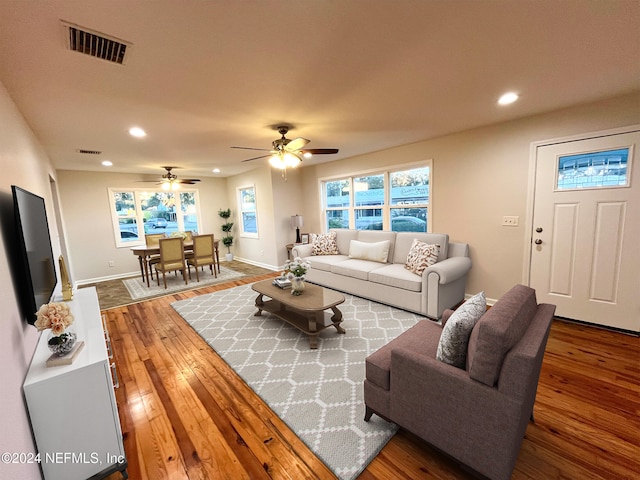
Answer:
[529,128,640,332]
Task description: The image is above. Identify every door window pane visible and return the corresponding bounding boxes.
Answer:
[557,148,629,190]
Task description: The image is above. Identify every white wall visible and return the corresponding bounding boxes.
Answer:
[299,92,640,301]
[56,170,229,283]
[0,81,58,479]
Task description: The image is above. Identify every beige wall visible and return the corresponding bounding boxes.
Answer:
[56,170,229,282]
[299,92,640,300]
[0,81,55,479]
[223,165,303,269]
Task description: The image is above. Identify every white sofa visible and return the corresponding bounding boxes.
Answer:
[291,229,471,319]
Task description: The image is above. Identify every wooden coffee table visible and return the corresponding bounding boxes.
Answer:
[251,279,346,349]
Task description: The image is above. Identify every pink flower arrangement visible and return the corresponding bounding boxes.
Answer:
[35,302,74,336]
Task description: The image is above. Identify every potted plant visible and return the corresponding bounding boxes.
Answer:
[218,208,234,261]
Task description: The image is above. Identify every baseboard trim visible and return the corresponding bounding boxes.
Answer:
[231,256,279,272]
[75,270,141,288]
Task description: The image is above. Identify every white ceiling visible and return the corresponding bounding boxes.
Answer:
[1,0,639,180]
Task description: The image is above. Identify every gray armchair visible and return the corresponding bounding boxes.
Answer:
[364,284,555,480]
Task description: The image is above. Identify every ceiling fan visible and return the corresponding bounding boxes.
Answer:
[141,166,201,190]
[231,125,339,171]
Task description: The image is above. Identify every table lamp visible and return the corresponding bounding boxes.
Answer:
[291,215,303,243]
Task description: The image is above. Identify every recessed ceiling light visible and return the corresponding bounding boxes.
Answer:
[129,127,146,137]
[101,160,113,166]
[212,168,221,173]
[498,92,519,105]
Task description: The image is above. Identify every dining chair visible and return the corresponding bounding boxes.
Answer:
[187,234,217,282]
[155,237,188,288]
[145,233,165,280]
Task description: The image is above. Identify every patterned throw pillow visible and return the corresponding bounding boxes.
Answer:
[311,231,340,255]
[404,239,440,275]
[436,292,486,368]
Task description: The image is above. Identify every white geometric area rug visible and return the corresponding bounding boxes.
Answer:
[171,283,426,480]
[123,265,244,300]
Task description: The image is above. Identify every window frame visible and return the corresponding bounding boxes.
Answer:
[237,184,259,238]
[320,161,432,233]
[108,188,202,248]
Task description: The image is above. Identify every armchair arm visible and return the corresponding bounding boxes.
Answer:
[389,346,526,479]
[423,256,471,284]
[291,244,313,258]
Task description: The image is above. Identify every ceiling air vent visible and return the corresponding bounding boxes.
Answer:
[62,21,132,65]
[77,149,102,155]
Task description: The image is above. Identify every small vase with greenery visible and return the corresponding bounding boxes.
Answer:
[218,208,234,258]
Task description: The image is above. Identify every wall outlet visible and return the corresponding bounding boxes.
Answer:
[502,216,519,226]
[108,260,115,267]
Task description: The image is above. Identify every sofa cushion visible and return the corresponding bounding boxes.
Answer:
[348,239,391,263]
[467,284,538,386]
[311,231,340,255]
[331,229,359,255]
[368,264,423,292]
[307,254,349,272]
[404,239,440,275]
[331,258,385,281]
[436,291,486,368]
[366,320,442,391]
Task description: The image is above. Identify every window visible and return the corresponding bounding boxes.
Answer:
[109,189,201,247]
[324,179,350,229]
[389,166,429,232]
[238,185,258,237]
[557,148,630,190]
[322,163,431,232]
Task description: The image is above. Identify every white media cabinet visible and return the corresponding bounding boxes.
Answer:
[23,287,128,480]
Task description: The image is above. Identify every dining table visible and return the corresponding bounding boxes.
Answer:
[131,239,220,287]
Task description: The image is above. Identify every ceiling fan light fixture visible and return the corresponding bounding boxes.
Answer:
[161,180,180,191]
[284,152,302,168]
[269,154,285,169]
[303,152,312,159]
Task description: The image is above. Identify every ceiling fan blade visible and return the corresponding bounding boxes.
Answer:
[242,154,271,163]
[231,146,271,152]
[285,137,310,152]
[177,179,200,184]
[301,148,339,155]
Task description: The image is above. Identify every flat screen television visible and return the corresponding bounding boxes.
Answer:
[11,185,58,324]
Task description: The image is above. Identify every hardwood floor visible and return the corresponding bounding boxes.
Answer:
[103,274,640,479]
